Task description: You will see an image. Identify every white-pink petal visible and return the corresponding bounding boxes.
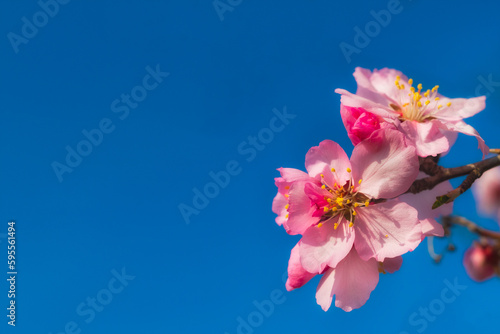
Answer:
[351,129,419,199]
[354,199,422,261]
[299,220,354,274]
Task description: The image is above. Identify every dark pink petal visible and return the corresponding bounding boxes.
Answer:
[315,248,379,312]
[285,181,319,235]
[354,199,422,261]
[351,129,419,199]
[299,220,354,274]
[340,104,382,146]
[286,244,317,291]
[305,140,351,187]
[382,256,403,274]
[444,120,489,157]
[400,120,450,157]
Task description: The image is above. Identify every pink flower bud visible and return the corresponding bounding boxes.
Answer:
[463,243,498,282]
[340,104,381,145]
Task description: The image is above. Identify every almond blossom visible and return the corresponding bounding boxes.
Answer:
[472,166,500,222]
[272,130,422,275]
[336,67,489,157]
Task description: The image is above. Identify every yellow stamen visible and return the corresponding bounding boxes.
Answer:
[352,211,356,216]
[320,174,324,178]
[323,207,329,213]
[365,201,369,206]
[432,85,439,92]
[285,204,289,209]
[332,207,338,212]
[447,102,452,107]
[285,194,289,198]
[334,223,338,230]
[408,78,413,85]
[321,185,326,189]
[285,186,290,190]
[354,203,359,207]
[285,214,289,218]
[425,100,430,105]
[317,223,323,228]
[358,179,362,184]
[417,83,422,90]
[349,222,353,227]
[435,97,440,101]
[331,168,335,172]
[346,168,351,173]
[438,105,442,109]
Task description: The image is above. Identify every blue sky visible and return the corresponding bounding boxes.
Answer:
[1,0,500,333]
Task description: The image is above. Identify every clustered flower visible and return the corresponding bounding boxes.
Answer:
[273,67,489,311]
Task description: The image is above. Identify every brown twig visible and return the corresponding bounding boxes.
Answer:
[406,152,500,208]
[443,216,500,240]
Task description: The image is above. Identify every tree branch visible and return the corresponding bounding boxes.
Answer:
[443,216,500,240]
[407,152,500,208]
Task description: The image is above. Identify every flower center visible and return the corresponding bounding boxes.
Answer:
[392,76,451,122]
[316,168,370,230]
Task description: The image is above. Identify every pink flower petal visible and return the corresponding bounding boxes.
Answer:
[305,140,351,187]
[354,199,422,261]
[272,193,288,226]
[299,220,354,273]
[335,88,397,119]
[315,248,379,312]
[382,256,403,274]
[472,166,500,220]
[445,120,489,157]
[400,120,450,157]
[286,244,317,291]
[285,181,319,235]
[351,129,419,199]
[433,96,486,121]
[356,67,407,105]
[399,172,453,238]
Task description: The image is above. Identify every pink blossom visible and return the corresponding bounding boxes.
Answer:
[463,242,499,282]
[472,166,500,222]
[399,172,454,238]
[316,248,402,312]
[272,129,422,274]
[336,67,489,157]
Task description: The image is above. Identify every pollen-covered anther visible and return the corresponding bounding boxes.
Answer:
[349,222,354,227]
[285,213,289,218]
[347,168,351,173]
[285,204,289,210]
[323,206,329,213]
[334,223,339,230]
[447,102,452,107]
[365,201,370,206]
[331,167,335,172]
[285,186,290,190]
[317,223,323,228]
[320,174,324,178]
